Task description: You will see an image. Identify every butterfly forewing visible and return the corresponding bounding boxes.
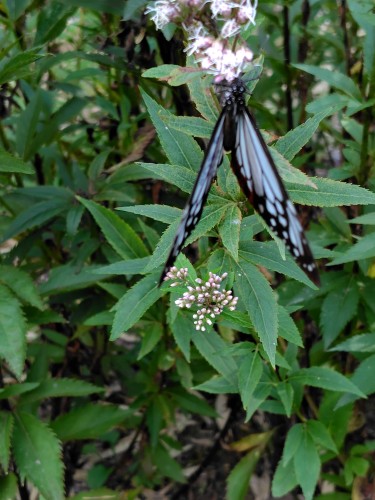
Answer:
[232,106,320,285]
[159,110,226,283]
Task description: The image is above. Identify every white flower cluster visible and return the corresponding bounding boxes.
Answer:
[145,0,257,82]
[165,267,238,331]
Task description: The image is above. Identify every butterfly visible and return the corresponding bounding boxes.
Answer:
[160,78,320,286]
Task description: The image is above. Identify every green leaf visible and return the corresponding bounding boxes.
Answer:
[219,205,242,261]
[289,367,365,397]
[287,177,375,207]
[306,420,338,454]
[278,306,303,347]
[151,443,186,483]
[226,450,260,500]
[170,311,192,362]
[94,257,150,276]
[330,333,375,353]
[0,148,33,174]
[0,284,26,378]
[78,197,148,259]
[185,203,228,245]
[0,382,39,400]
[168,388,217,417]
[13,411,64,500]
[239,242,312,286]
[349,212,375,224]
[56,0,124,14]
[51,403,129,441]
[320,282,359,347]
[238,351,263,410]
[276,109,334,161]
[272,458,297,498]
[111,272,162,340]
[330,232,375,264]
[193,375,238,394]
[294,64,362,100]
[336,353,375,408]
[234,261,278,366]
[0,49,43,85]
[276,382,294,417]
[192,329,238,384]
[160,114,213,138]
[0,265,43,309]
[19,378,104,405]
[282,424,304,465]
[293,431,320,500]
[137,323,163,360]
[15,90,43,160]
[39,264,110,295]
[0,473,18,500]
[141,89,202,169]
[0,412,13,471]
[142,64,181,79]
[2,196,72,241]
[119,203,180,223]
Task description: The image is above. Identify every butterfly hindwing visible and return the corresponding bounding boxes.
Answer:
[160,110,226,283]
[232,106,319,285]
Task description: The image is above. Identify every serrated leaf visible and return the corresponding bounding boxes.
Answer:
[336,353,375,408]
[151,443,186,483]
[0,50,43,85]
[226,450,260,500]
[94,257,150,276]
[51,403,129,441]
[330,333,375,353]
[239,241,312,286]
[219,205,242,261]
[193,375,238,394]
[161,114,213,138]
[287,177,375,207]
[19,378,104,405]
[330,232,375,264]
[192,329,237,384]
[306,420,338,453]
[78,197,148,259]
[0,149,33,174]
[293,431,320,500]
[39,264,110,295]
[13,411,64,499]
[276,109,333,161]
[0,284,26,378]
[320,283,359,347]
[142,64,181,79]
[2,197,72,241]
[278,306,303,347]
[119,203,180,223]
[185,203,228,245]
[0,412,13,471]
[238,351,263,410]
[294,64,361,100]
[0,265,43,309]
[289,366,365,396]
[234,261,278,366]
[137,323,163,360]
[141,89,202,169]
[0,382,39,400]
[276,382,294,417]
[168,388,216,417]
[170,311,192,362]
[111,272,161,340]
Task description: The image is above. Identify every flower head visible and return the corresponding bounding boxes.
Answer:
[166,269,238,331]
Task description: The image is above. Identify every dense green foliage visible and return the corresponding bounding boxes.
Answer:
[0,0,374,498]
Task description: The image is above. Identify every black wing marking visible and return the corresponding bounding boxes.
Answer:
[159,110,226,284]
[232,107,320,285]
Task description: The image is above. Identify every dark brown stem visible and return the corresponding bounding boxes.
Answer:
[283,4,293,131]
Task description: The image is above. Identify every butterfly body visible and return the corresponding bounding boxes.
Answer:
[160,79,320,286]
